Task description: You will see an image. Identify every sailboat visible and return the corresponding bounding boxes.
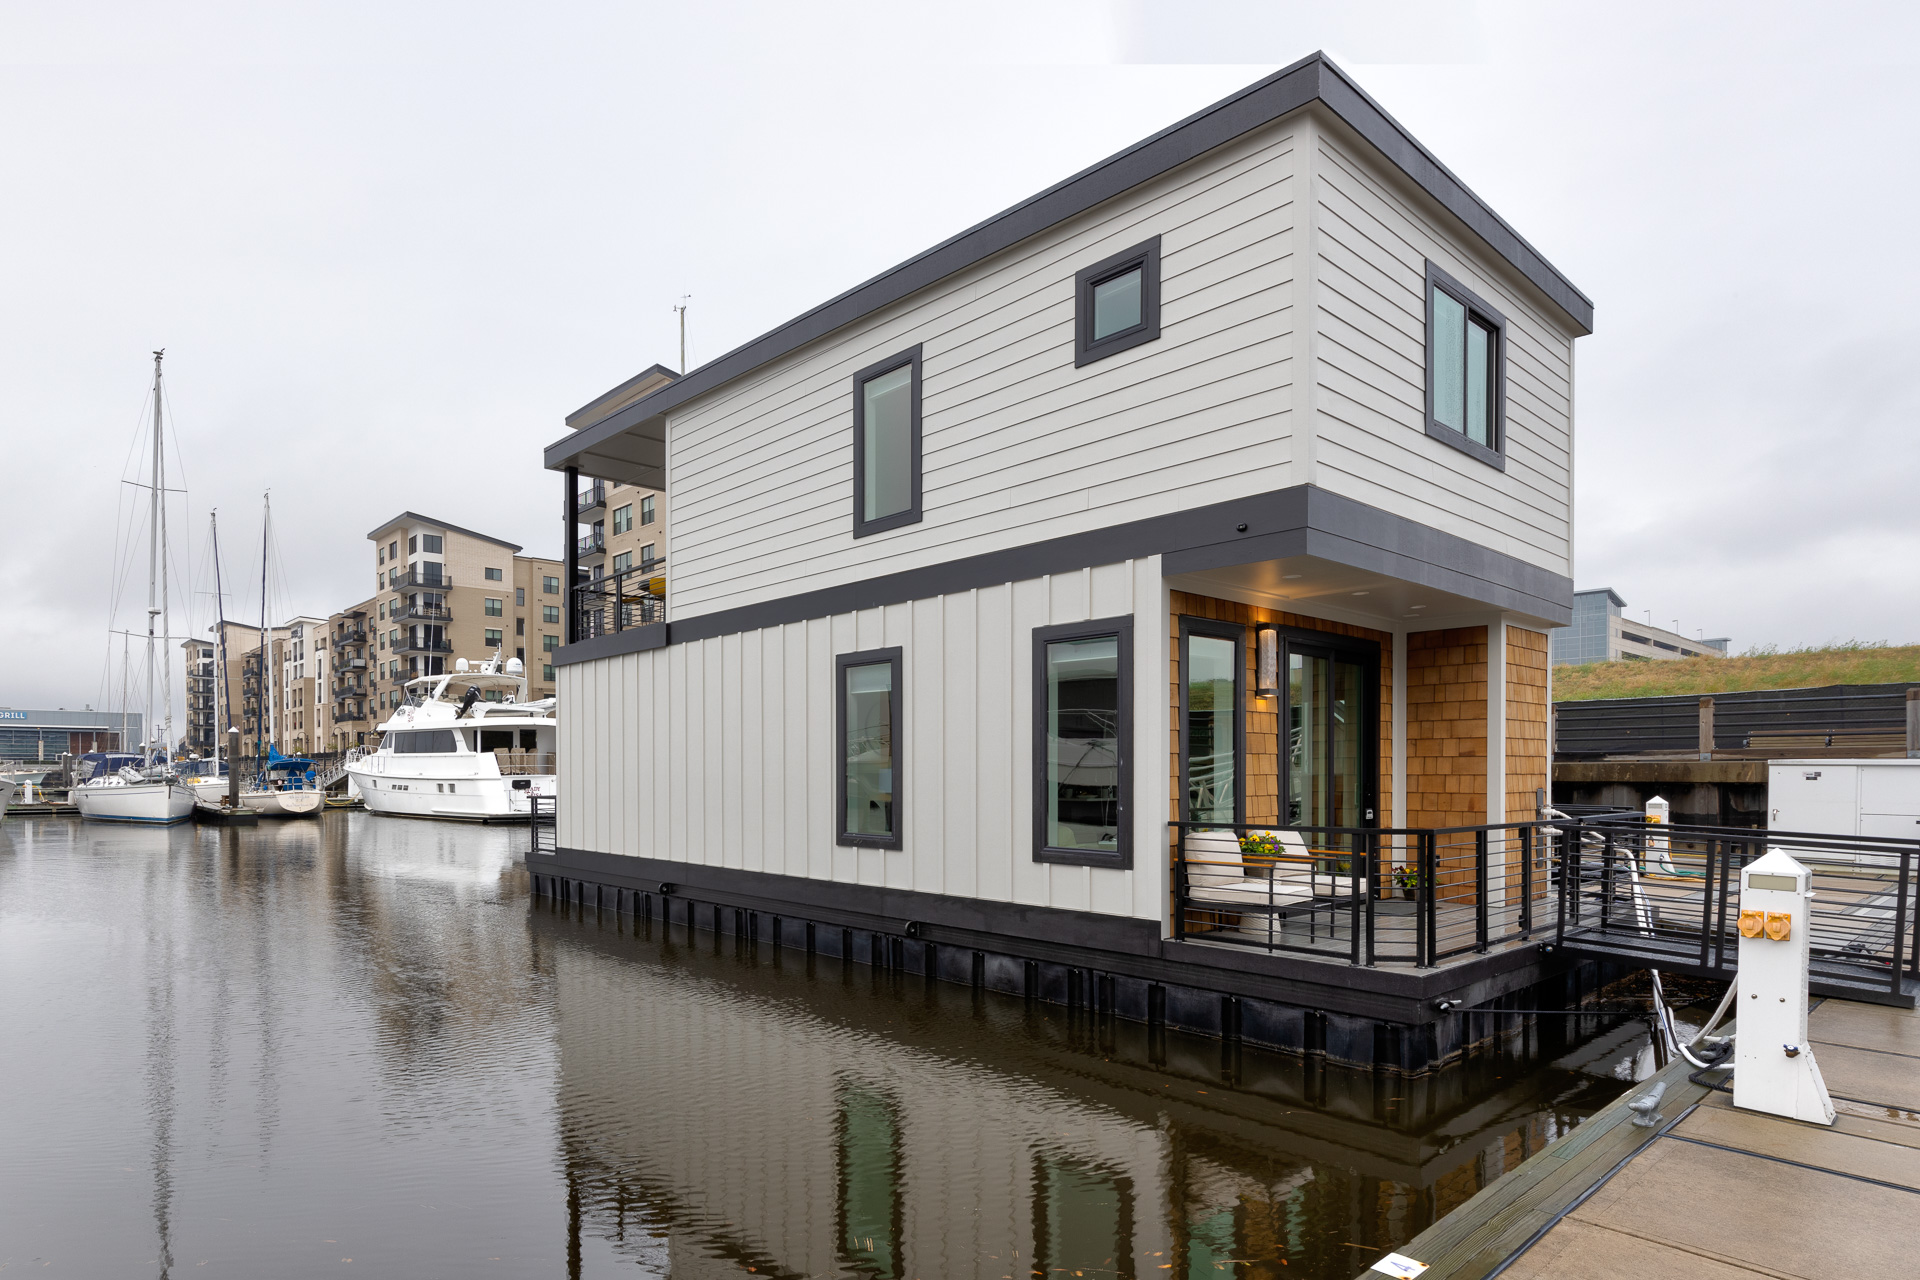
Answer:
[229,493,319,818]
[75,351,195,825]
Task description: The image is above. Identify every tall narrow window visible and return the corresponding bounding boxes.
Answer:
[1425,261,1507,468]
[836,648,903,848]
[640,494,656,525]
[851,347,922,538]
[1180,619,1244,827]
[1033,617,1132,868]
[1075,237,1161,366]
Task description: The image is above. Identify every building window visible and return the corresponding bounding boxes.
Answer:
[1180,617,1244,827]
[421,534,442,553]
[1424,260,1507,468]
[542,634,558,652]
[516,647,525,662]
[542,576,559,594]
[515,587,525,607]
[408,535,418,554]
[612,551,631,573]
[640,494,655,525]
[851,345,922,539]
[836,648,902,848]
[542,605,560,625]
[1074,236,1161,367]
[611,504,633,534]
[542,663,554,681]
[484,597,503,617]
[378,547,385,564]
[485,629,503,646]
[485,566,503,581]
[515,618,524,636]
[1033,616,1132,868]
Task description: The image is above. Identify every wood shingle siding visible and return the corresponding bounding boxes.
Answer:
[1504,626,1550,825]
[1406,627,1489,830]
[555,559,1170,924]
[664,124,1302,619]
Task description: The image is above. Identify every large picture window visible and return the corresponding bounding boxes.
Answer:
[1074,237,1161,367]
[851,347,922,538]
[1424,260,1507,469]
[1033,616,1132,868]
[836,647,903,848]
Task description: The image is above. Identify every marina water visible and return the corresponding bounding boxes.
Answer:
[1,815,1646,1277]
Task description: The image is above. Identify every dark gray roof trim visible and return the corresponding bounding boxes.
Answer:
[546,52,1591,475]
[366,511,522,553]
[566,363,680,428]
[555,484,1573,667]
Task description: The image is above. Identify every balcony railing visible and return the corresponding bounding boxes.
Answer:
[577,531,605,557]
[571,560,666,640]
[332,709,367,723]
[333,627,367,646]
[392,635,454,655]
[575,482,606,515]
[396,566,452,590]
[391,602,452,623]
[335,657,367,670]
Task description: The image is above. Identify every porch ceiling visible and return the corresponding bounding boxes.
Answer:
[1169,554,1543,632]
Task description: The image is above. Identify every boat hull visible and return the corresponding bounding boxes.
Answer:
[239,790,323,817]
[0,780,18,815]
[74,780,195,825]
[346,762,552,822]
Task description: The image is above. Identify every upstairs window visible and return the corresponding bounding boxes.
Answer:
[408,535,418,554]
[515,587,525,607]
[640,495,655,525]
[851,346,922,538]
[1074,237,1161,366]
[485,566,504,582]
[484,597,503,617]
[542,605,560,624]
[836,648,902,848]
[640,543,656,566]
[542,634,558,652]
[1425,261,1507,469]
[484,628,503,646]
[612,504,633,534]
[542,575,559,594]
[612,551,631,573]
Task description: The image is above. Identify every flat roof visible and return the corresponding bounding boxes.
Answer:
[367,511,523,552]
[548,51,1593,479]
[1575,587,1629,607]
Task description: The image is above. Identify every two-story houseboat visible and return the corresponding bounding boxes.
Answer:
[532,53,1596,1074]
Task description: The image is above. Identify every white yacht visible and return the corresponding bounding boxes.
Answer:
[345,656,556,822]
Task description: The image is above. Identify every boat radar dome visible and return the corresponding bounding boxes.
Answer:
[505,657,523,675]
[456,658,470,672]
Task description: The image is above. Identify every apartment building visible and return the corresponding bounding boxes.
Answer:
[182,621,274,755]
[1549,587,1729,665]
[537,54,1598,1073]
[325,598,376,751]
[365,513,564,719]
[275,617,330,756]
[567,365,673,611]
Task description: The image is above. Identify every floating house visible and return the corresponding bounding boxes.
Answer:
[535,53,1595,1072]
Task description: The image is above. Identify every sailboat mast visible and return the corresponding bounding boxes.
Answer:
[156,352,174,761]
[260,493,275,757]
[146,351,162,760]
[210,511,229,766]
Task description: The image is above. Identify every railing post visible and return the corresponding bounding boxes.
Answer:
[612,566,624,634]
[1557,820,1575,947]
[1894,844,1913,996]
[1421,831,1437,967]
[1519,824,1534,938]
[1363,831,1377,966]
[1172,825,1186,942]
[1600,832,1615,933]
[1474,828,1490,953]
[1699,837,1718,969]
[563,466,579,646]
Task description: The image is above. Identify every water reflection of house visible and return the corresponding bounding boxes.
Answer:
[535,52,1595,1075]
[543,916,1622,1277]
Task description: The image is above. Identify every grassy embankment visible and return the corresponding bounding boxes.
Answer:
[1554,641,1920,702]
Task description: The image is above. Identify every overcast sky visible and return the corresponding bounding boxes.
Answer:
[4,1,1917,721]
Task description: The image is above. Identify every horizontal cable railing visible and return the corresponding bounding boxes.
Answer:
[530,795,557,855]
[1557,814,1919,995]
[572,561,666,640]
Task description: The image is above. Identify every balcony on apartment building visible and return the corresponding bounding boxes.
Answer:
[575,482,606,516]
[392,633,454,656]
[389,566,452,590]
[577,529,605,557]
[390,601,452,624]
[333,626,368,646]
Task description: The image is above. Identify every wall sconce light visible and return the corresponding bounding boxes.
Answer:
[1255,625,1279,698]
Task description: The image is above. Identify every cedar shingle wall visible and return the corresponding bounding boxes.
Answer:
[1167,591,1394,829]
[1405,627,1488,830]
[1505,626,1549,824]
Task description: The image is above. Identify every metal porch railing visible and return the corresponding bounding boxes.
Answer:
[572,560,666,640]
[530,795,557,855]
[1555,814,1920,998]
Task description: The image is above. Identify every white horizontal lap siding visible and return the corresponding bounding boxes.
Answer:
[1307,128,1576,576]
[663,121,1302,619]
[553,560,1169,925]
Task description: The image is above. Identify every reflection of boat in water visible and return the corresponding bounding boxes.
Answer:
[346,655,555,822]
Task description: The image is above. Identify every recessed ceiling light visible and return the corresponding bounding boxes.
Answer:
[1351,591,1370,596]
[1409,604,1426,610]
[1282,574,1303,580]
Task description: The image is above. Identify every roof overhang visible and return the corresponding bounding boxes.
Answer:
[545,51,1594,481]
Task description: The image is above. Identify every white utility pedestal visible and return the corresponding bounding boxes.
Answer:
[1644,795,1677,874]
[1732,848,1835,1126]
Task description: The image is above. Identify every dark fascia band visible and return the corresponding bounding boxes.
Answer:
[554,484,1573,667]
[545,52,1592,478]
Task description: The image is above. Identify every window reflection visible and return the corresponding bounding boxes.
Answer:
[1045,636,1120,851]
[1185,634,1237,824]
[837,1082,903,1278]
[1033,1154,1135,1279]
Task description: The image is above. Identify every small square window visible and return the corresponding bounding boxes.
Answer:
[542,576,559,594]
[1074,237,1160,367]
[836,648,902,848]
[484,597,503,617]
[1424,261,1507,470]
[485,629,503,646]
[851,346,922,539]
[542,634,558,652]
[542,605,560,625]
[485,567,503,581]
[421,534,442,554]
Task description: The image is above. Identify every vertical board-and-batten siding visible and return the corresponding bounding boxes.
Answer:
[1308,119,1576,576]
[662,121,1301,619]
[556,559,1169,924]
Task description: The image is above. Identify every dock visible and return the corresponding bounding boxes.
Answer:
[1365,996,1920,1277]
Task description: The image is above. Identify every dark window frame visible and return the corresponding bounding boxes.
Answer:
[850,346,923,539]
[1423,259,1508,471]
[1032,615,1134,869]
[1272,623,1381,829]
[1074,236,1161,367]
[835,646,905,849]
[1177,616,1245,828]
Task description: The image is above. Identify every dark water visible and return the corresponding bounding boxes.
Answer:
[0,814,1645,1278]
